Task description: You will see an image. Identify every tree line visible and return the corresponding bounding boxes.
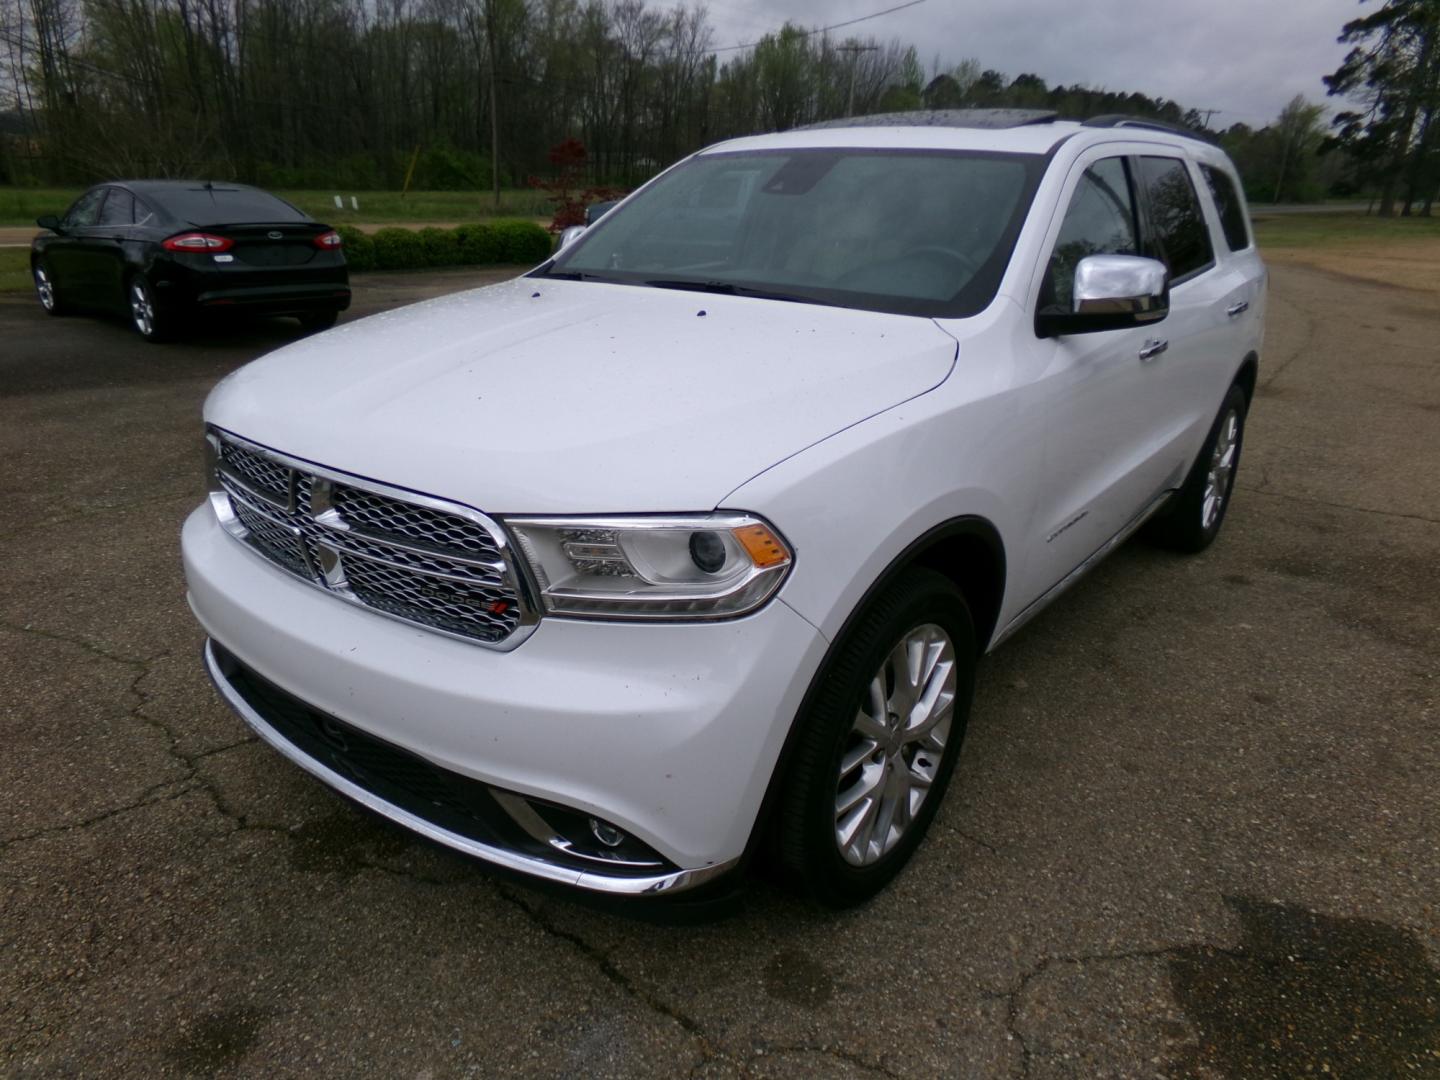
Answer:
[0,0,1211,192]
[0,0,1434,215]
[1325,0,1439,215]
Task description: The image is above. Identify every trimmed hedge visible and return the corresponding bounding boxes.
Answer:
[342,220,551,273]
[491,219,555,264]
[334,225,375,271]
[370,227,427,270]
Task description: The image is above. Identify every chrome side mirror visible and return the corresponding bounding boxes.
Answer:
[1037,254,1170,337]
[1073,255,1168,318]
[557,225,586,250]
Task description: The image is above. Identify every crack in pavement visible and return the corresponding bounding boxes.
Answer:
[0,620,257,854]
[987,943,1246,1078]
[496,884,753,1077]
[1235,484,1440,526]
[1259,280,1320,391]
[935,820,1001,856]
[757,1042,903,1078]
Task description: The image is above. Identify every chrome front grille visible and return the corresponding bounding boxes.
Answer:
[208,430,534,648]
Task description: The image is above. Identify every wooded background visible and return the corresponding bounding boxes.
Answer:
[1,0,1436,213]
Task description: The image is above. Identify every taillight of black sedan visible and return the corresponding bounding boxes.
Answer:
[30,181,351,342]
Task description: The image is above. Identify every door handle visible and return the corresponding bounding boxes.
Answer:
[1226,300,1249,318]
[1138,339,1169,362]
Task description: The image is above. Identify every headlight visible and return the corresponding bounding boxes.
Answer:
[504,514,793,619]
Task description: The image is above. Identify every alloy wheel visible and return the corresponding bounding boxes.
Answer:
[34,266,55,311]
[130,280,156,337]
[834,622,956,866]
[1202,408,1240,530]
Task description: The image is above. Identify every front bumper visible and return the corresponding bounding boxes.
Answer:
[182,506,827,894]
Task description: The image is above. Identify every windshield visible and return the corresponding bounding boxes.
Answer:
[540,148,1045,318]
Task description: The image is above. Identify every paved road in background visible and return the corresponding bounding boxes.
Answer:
[2,264,1437,1077]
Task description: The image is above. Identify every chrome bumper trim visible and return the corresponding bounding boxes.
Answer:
[202,639,739,897]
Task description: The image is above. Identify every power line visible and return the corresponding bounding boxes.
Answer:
[708,0,928,54]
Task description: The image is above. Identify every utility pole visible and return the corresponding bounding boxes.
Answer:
[486,0,500,209]
[837,43,877,117]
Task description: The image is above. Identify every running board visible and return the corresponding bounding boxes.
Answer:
[989,489,1175,652]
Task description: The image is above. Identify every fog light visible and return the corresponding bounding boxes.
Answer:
[688,530,727,573]
[589,818,626,848]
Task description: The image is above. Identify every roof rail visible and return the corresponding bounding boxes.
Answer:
[798,108,1060,132]
[1081,114,1215,143]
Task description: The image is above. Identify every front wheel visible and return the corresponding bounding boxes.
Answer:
[33,261,67,316]
[771,567,976,907]
[1146,383,1248,553]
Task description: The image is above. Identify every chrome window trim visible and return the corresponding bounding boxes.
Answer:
[203,640,737,896]
[207,426,541,651]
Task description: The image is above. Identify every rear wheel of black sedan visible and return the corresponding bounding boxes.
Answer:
[127,275,174,342]
[299,310,339,333]
[33,260,67,316]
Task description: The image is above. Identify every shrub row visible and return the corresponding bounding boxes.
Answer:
[334,220,552,273]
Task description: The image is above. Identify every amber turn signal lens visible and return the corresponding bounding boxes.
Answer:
[731,523,790,568]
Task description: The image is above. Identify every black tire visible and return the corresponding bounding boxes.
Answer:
[33,259,67,316]
[772,567,977,907]
[299,310,339,333]
[1145,383,1248,553]
[127,274,174,343]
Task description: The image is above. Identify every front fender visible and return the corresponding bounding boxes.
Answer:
[724,381,1041,645]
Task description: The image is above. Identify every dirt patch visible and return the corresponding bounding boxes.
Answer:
[1263,236,1440,298]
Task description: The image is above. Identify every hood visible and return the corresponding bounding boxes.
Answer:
[205,277,957,514]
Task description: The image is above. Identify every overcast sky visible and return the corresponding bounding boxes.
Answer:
[705,0,1364,127]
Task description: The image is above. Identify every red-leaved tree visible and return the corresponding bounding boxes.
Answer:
[528,139,626,232]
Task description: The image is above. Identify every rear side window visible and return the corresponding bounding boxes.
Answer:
[1042,157,1140,311]
[158,186,309,226]
[1137,157,1214,281]
[98,189,134,227]
[1201,164,1251,251]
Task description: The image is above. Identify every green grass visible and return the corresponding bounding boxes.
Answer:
[280,189,551,224]
[1251,210,1440,249]
[0,187,80,227]
[0,247,31,293]
[0,186,551,226]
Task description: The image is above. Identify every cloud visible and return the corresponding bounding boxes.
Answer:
[707,0,1361,126]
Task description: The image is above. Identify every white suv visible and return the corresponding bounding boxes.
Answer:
[183,110,1265,907]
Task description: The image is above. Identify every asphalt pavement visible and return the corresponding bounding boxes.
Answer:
[1,262,1437,1077]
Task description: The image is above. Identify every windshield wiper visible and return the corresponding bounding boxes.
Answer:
[641,278,820,305]
[533,267,622,283]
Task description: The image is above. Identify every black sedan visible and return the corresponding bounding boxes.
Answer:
[31,181,350,341]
